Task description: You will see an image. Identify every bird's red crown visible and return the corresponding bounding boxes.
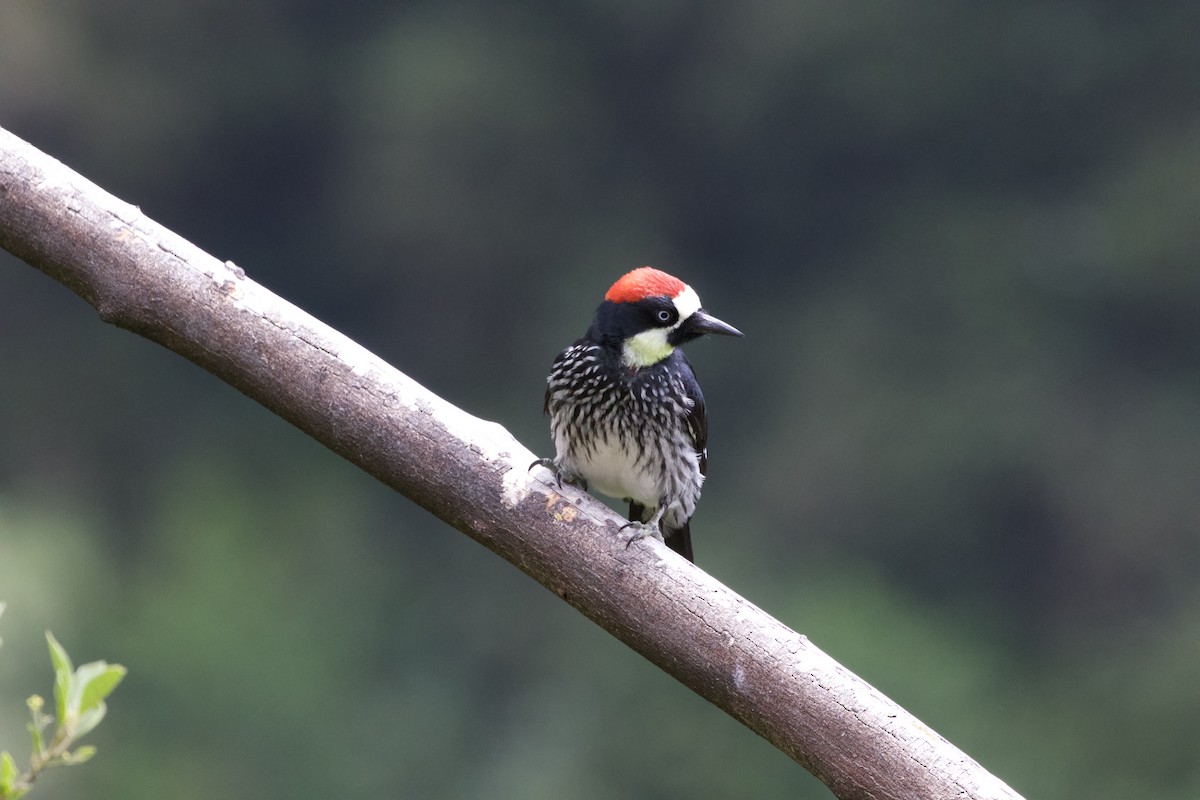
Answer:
[605,266,687,304]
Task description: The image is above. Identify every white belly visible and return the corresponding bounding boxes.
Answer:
[560,433,660,507]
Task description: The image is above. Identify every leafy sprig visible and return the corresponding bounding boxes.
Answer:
[0,617,125,800]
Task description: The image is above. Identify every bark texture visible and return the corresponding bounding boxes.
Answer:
[0,125,1025,800]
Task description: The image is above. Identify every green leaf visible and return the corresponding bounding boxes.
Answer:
[72,705,107,740]
[0,748,27,800]
[61,661,125,737]
[77,662,126,715]
[46,632,73,676]
[46,632,73,723]
[61,746,96,765]
[0,751,18,792]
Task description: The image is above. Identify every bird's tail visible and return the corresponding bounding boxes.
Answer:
[665,521,693,562]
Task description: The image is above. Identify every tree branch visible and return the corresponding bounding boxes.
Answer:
[0,125,1024,800]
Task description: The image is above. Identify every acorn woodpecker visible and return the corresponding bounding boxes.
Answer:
[535,266,743,562]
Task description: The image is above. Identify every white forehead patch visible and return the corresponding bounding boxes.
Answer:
[671,285,702,322]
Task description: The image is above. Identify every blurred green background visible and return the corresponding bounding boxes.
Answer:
[2,2,1199,798]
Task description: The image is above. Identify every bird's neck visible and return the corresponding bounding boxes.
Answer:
[620,329,674,369]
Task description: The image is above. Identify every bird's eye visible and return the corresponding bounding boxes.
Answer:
[656,309,674,323]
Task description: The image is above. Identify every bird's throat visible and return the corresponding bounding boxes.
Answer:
[622,328,674,368]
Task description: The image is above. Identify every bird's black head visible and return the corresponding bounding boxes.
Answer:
[588,267,742,367]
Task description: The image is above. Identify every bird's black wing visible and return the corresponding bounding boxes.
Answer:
[665,352,706,562]
[674,352,709,477]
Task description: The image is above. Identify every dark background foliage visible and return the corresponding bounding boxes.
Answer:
[2,2,1199,798]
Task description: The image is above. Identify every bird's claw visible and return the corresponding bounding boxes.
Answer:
[528,458,587,491]
[528,456,555,474]
[620,520,664,549]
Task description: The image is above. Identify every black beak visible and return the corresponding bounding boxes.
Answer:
[671,310,744,346]
[688,309,744,338]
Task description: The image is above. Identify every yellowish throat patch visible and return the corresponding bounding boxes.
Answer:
[622,328,674,368]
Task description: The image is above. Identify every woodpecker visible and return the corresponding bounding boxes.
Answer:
[535,266,743,562]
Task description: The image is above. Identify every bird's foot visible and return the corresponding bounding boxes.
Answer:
[528,458,587,491]
[620,519,665,549]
